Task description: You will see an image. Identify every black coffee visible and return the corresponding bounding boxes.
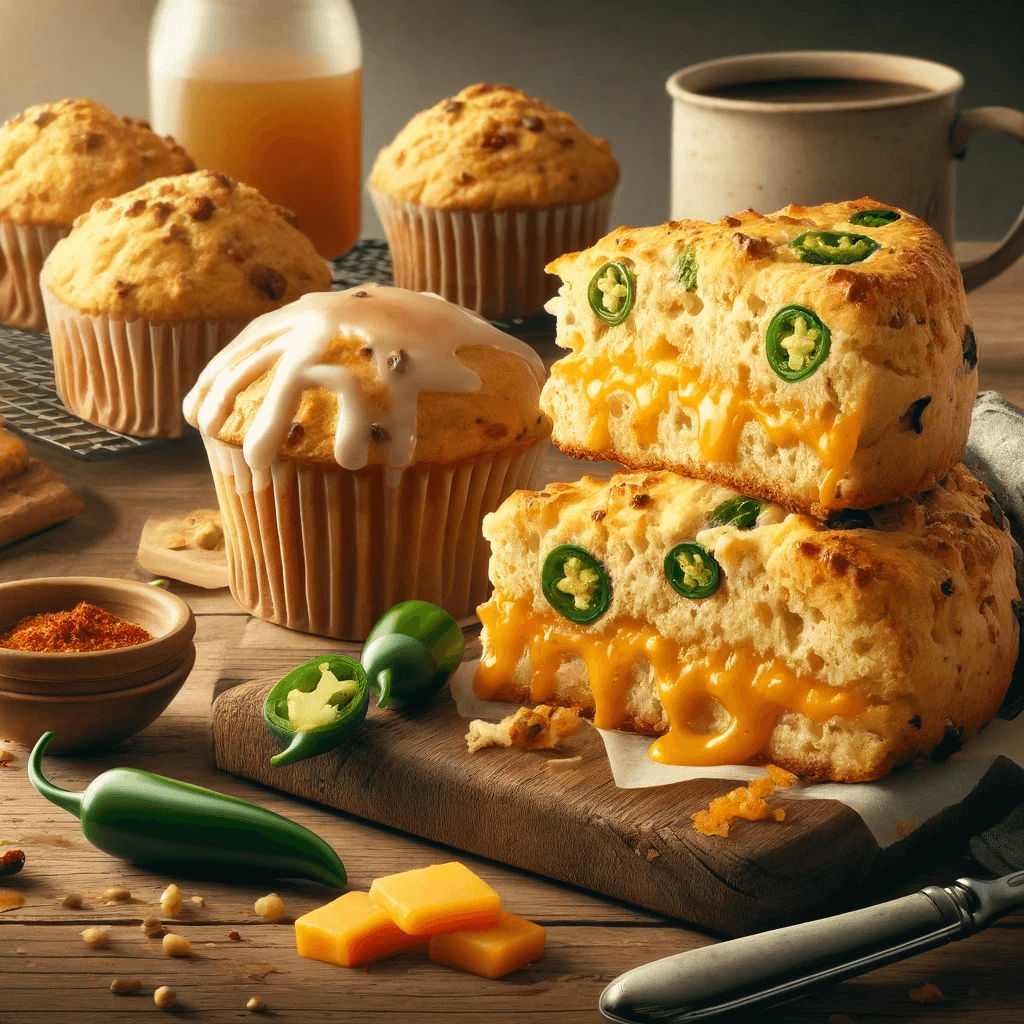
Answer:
[699,77,932,104]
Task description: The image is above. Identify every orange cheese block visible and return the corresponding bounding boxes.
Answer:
[429,911,546,979]
[368,862,502,936]
[294,891,425,967]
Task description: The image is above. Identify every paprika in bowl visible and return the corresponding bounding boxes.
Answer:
[0,577,196,753]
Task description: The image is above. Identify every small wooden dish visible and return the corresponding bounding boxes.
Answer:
[0,576,196,753]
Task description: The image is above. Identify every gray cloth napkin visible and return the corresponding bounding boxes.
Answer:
[964,392,1024,720]
[963,393,1024,872]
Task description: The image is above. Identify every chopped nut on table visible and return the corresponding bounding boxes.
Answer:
[160,883,182,916]
[153,986,177,1010]
[466,704,582,753]
[81,927,109,948]
[254,893,285,920]
[691,764,798,838]
[60,892,83,908]
[162,932,191,957]
[110,978,142,994]
[247,996,266,1012]
[140,916,165,938]
[100,885,131,902]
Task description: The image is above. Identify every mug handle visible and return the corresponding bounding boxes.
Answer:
[950,106,1024,291]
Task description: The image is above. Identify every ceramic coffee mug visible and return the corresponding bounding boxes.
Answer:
[666,51,1024,290]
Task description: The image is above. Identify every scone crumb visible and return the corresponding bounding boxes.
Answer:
[691,766,796,838]
[467,705,582,753]
[909,982,944,1003]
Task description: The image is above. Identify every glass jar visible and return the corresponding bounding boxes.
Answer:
[148,0,361,259]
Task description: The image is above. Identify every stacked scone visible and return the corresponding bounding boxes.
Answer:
[472,199,1020,783]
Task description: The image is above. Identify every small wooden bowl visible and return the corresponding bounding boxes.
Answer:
[0,577,196,753]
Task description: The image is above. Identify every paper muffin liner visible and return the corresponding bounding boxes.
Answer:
[41,288,252,439]
[201,435,550,641]
[0,221,70,331]
[369,186,615,321]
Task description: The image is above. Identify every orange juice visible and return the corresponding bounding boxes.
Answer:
[152,67,361,258]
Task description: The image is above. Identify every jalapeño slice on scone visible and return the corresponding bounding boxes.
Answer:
[587,261,636,325]
[664,542,720,599]
[675,247,698,291]
[849,208,901,227]
[765,304,832,382]
[707,495,762,529]
[789,230,880,265]
[542,544,611,623]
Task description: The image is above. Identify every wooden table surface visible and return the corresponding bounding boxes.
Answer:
[1,245,1022,1023]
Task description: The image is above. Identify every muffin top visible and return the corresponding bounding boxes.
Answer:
[368,83,619,210]
[40,170,332,322]
[183,284,552,475]
[0,98,195,226]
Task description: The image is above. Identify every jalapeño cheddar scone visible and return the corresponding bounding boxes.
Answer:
[541,199,977,517]
[472,466,1018,782]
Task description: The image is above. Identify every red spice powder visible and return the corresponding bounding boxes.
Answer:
[0,601,153,652]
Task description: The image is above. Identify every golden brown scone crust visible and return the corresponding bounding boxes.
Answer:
[0,98,195,225]
[368,83,619,209]
[476,464,1019,782]
[40,170,331,322]
[542,199,976,516]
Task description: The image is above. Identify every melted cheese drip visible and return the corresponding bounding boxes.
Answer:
[555,344,863,508]
[474,597,866,767]
[183,285,546,486]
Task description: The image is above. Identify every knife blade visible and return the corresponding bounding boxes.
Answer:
[599,869,1024,1023]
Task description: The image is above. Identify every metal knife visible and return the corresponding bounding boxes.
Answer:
[598,869,1024,1023]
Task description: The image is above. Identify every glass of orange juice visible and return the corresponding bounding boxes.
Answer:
[148,0,361,259]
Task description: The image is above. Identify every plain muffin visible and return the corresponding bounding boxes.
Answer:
[40,169,331,438]
[184,283,552,640]
[369,83,619,320]
[0,97,194,330]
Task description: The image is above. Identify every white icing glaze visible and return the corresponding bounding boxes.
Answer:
[182,284,546,480]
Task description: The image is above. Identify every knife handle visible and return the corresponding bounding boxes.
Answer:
[599,885,973,1024]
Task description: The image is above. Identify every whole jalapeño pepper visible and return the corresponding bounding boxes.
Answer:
[263,655,370,767]
[28,731,345,887]
[360,600,464,708]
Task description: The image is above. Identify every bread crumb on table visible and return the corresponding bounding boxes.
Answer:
[691,765,798,837]
[467,704,582,753]
[909,981,944,1002]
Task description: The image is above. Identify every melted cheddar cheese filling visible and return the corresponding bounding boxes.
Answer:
[473,597,866,767]
[553,340,863,508]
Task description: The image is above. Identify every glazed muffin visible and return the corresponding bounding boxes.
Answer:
[183,283,552,640]
[40,169,331,438]
[368,83,619,320]
[0,97,195,330]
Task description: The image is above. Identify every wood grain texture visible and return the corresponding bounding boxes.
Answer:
[209,675,1024,938]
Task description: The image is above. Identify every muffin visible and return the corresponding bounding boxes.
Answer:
[40,169,332,438]
[0,97,195,330]
[183,283,553,640]
[368,83,619,321]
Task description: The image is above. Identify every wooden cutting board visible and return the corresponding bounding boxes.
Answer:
[210,626,1024,937]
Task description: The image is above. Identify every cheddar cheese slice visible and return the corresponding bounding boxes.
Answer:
[368,862,502,936]
[429,911,546,979]
[294,891,424,967]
